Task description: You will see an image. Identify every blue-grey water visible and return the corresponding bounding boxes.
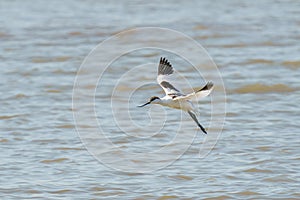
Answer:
[1,0,300,199]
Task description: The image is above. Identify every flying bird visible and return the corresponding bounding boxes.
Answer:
[138,57,213,134]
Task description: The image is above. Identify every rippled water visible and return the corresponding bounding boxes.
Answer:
[1,0,300,199]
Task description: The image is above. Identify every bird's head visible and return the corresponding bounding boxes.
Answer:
[138,96,160,107]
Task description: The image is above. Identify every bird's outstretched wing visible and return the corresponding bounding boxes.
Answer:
[157,57,183,97]
[175,82,213,101]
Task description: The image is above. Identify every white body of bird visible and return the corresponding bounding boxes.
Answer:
[138,57,213,134]
[151,96,194,111]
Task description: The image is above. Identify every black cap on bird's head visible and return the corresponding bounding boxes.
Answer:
[149,96,160,102]
[138,96,160,107]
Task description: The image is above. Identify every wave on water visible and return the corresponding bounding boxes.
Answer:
[0,114,22,119]
[242,59,274,65]
[0,32,11,38]
[281,60,300,69]
[41,158,69,163]
[31,56,71,63]
[233,83,296,94]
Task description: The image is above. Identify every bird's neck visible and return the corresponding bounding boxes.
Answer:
[152,98,163,105]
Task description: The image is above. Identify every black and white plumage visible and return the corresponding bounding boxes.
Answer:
[138,57,213,134]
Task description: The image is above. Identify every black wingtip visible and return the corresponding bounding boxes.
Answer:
[160,57,165,64]
[158,57,173,75]
[160,57,171,66]
[199,81,214,92]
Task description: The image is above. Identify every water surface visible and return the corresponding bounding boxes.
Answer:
[1,0,299,199]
